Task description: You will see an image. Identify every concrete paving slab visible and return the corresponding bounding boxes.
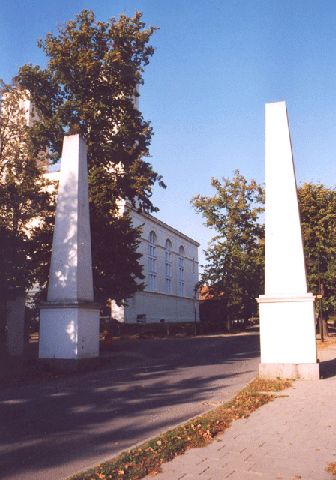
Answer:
[144,343,336,480]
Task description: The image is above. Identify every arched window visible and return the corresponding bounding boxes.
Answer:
[165,239,172,293]
[148,231,157,291]
[149,231,156,256]
[178,246,185,296]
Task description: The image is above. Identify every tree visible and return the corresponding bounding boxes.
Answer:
[0,83,52,343]
[192,170,264,324]
[17,10,165,304]
[298,183,336,322]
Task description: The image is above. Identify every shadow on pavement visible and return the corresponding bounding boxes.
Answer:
[320,357,336,379]
[0,333,260,480]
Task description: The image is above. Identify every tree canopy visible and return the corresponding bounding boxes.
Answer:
[192,170,265,321]
[17,10,164,304]
[0,84,52,341]
[298,182,336,316]
[194,172,336,323]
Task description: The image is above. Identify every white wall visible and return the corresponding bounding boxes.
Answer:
[124,291,199,323]
[112,207,200,323]
[131,209,199,297]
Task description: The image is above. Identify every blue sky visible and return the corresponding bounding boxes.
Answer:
[1,1,336,266]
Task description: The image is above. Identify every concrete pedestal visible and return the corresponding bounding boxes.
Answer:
[258,294,319,379]
[39,303,99,359]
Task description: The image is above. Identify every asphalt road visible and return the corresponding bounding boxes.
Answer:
[0,331,260,480]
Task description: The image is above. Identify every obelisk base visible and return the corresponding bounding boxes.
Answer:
[259,362,319,380]
[39,302,100,360]
[257,294,319,380]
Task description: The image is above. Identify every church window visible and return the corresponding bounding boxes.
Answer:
[178,246,185,296]
[165,239,172,293]
[148,231,157,291]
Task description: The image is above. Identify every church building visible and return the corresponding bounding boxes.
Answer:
[111,202,200,323]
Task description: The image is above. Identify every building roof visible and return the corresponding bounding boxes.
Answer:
[128,205,200,247]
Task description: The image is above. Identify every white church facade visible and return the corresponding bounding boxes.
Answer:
[112,202,200,324]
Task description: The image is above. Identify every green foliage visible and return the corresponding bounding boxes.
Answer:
[0,83,52,340]
[91,212,144,305]
[192,170,264,321]
[17,10,164,303]
[193,171,336,321]
[298,183,336,315]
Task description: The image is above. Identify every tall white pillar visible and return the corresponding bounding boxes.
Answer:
[39,135,100,360]
[257,102,319,380]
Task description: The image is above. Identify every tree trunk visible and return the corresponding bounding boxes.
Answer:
[322,313,329,338]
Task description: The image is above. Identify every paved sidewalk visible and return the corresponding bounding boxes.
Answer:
[145,344,336,480]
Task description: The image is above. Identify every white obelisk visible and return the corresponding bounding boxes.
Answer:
[257,102,319,379]
[39,135,100,360]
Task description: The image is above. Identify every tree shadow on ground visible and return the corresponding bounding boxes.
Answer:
[318,327,336,379]
[0,333,260,480]
[320,357,336,379]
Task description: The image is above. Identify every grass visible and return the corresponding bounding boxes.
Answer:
[67,377,292,480]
